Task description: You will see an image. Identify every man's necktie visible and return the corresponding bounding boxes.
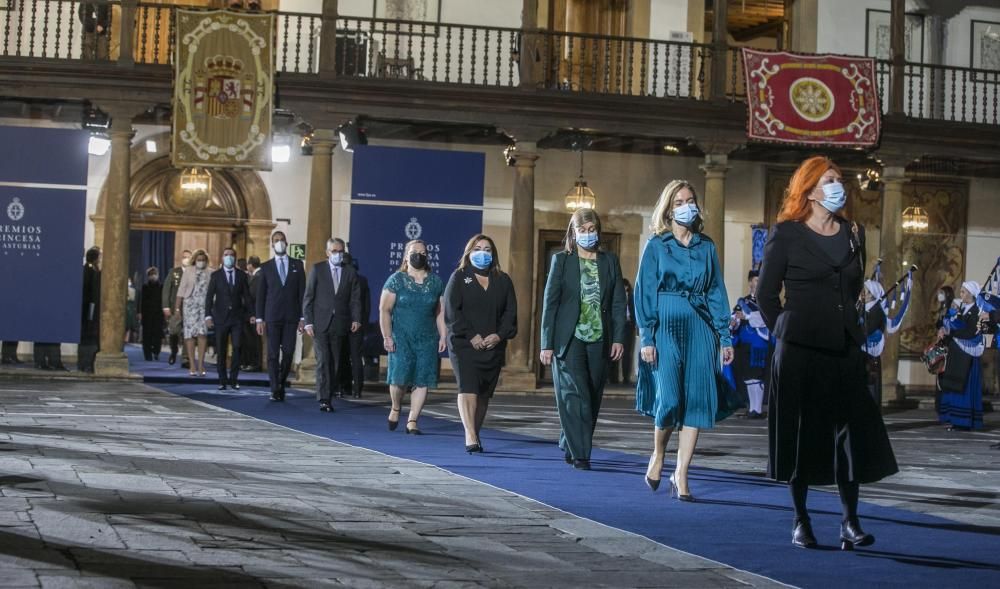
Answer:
[227,270,234,287]
[334,267,340,294]
[279,258,286,285]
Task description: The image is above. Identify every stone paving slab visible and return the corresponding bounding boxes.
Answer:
[0,381,785,589]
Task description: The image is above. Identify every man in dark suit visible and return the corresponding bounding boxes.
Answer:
[162,250,191,367]
[256,231,306,401]
[78,246,101,372]
[242,256,262,371]
[78,2,111,60]
[304,238,362,412]
[206,247,253,391]
[338,252,370,398]
[0,341,20,364]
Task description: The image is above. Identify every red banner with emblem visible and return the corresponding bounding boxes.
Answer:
[741,49,881,148]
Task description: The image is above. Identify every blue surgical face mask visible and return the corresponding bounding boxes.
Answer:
[329,252,344,266]
[223,255,235,269]
[820,181,846,213]
[575,230,599,250]
[672,203,699,227]
[469,250,492,270]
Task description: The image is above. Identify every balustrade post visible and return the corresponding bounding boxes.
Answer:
[890,0,905,115]
[118,0,137,67]
[319,0,338,78]
[710,0,729,101]
[519,0,540,89]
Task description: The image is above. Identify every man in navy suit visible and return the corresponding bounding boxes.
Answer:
[205,247,253,391]
[304,238,362,412]
[256,231,306,401]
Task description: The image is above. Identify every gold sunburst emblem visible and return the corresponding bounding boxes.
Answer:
[789,78,835,123]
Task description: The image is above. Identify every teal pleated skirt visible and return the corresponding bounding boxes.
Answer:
[636,293,741,429]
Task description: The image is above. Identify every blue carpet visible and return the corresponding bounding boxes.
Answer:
[125,344,270,386]
[153,382,1000,588]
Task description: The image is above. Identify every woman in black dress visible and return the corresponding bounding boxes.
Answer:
[139,266,164,361]
[757,156,898,551]
[444,234,518,453]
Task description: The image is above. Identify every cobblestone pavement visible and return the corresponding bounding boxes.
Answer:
[0,381,786,589]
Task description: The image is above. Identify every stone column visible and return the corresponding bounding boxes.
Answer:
[318,0,339,77]
[304,130,337,266]
[700,153,730,268]
[879,165,908,406]
[296,130,337,386]
[94,115,135,377]
[503,141,540,389]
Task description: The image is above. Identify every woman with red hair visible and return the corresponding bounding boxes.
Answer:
[757,156,898,550]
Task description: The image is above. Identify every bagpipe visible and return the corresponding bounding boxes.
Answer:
[864,259,917,358]
[921,256,1000,374]
[975,256,1000,335]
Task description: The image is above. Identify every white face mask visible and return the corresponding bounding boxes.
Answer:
[937,292,946,303]
[195,260,207,270]
[273,241,287,255]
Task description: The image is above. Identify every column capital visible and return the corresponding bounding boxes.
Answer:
[699,153,731,176]
[309,128,338,156]
[506,144,540,167]
[687,135,744,158]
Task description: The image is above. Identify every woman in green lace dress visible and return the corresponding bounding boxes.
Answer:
[379,239,447,435]
[539,210,627,470]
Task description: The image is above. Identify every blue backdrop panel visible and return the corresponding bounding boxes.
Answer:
[348,203,483,320]
[0,126,90,186]
[0,186,86,343]
[351,145,485,206]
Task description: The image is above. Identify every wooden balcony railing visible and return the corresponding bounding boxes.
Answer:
[2,2,1000,128]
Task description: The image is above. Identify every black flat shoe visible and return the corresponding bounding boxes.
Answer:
[840,520,874,550]
[168,354,176,365]
[388,407,400,431]
[232,384,240,390]
[319,402,333,413]
[405,420,422,435]
[218,385,227,391]
[352,392,362,399]
[573,459,591,470]
[792,518,818,549]
[465,443,482,453]
[270,392,282,402]
[564,453,573,465]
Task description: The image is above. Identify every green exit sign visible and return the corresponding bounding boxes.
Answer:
[288,243,306,260]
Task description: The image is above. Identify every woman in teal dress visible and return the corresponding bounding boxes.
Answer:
[635,180,737,500]
[540,209,626,470]
[379,239,447,434]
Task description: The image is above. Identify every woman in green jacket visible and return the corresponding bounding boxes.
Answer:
[540,209,626,470]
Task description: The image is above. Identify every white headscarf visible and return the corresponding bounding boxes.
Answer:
[963,280,982,298]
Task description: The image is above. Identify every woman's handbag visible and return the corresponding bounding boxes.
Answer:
[921,341,948,375]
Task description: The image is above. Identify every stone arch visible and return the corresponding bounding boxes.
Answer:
[92,131,275,260]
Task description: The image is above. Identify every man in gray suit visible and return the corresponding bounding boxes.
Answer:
[303,238,362,412]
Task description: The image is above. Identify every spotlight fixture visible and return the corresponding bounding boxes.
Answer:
[300,134,313,156]
[87,135,110,156]
[662,144,680,155]
[145,140,158,153]
[81,107,110,131]
[857,168,883,191]
[503,145,517,166]
[337,119,367,153]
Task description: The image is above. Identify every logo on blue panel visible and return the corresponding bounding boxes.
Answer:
[405,217,422,240]
[2,196,43,255]
[6,197,24,221]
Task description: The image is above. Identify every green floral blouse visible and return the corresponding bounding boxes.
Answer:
[575,257,603,342]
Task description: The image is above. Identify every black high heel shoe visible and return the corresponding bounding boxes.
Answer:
[792,518,818,549]
[405,420,422,435]
[839,520,874,550]
[645,456,662,492]
[465,443,483,453]
[387,407,401,431]
[669,474,694,502]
